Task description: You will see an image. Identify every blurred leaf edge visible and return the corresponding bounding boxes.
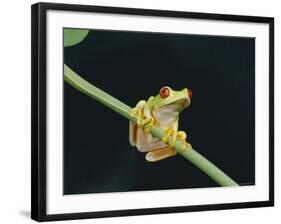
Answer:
[64,28,90,47]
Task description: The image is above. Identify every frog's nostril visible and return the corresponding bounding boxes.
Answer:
[188,89,192,100]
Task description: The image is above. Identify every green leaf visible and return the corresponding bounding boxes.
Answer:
[64,28,89,47]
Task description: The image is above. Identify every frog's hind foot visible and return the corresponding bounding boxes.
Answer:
[145,146,177,162]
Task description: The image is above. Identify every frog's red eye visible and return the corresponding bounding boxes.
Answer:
[159,87,170,98]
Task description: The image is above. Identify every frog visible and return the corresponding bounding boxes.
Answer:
[129,86,192,162]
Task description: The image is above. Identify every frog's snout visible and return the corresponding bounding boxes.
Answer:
[187,89,192,100]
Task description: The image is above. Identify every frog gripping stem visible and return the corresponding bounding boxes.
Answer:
[64,64,239,187]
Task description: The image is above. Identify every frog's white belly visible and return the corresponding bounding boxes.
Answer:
[153,104,180,128]
[134,104,180,152]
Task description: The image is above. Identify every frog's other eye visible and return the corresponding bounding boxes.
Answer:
[159,86,170,98]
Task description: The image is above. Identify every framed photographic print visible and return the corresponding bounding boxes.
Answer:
[31,2,274,222]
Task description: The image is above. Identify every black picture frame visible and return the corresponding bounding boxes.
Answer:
[31,2,274,222]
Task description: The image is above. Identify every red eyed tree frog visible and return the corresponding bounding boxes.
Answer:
[129,86,192,162]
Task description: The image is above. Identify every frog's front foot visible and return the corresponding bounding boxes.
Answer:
[162,128,183,149]
[129,107,142,127]
[143,117,155,134]
[162,128,175,146]
[129,100,155,132]
[129,100,146,128]
[162,129,192,149]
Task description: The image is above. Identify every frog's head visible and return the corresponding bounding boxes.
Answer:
[152,86,192,111]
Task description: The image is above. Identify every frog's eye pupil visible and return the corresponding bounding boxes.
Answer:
[159,87,170,98]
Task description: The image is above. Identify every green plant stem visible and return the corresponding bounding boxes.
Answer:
[64,64,239,187]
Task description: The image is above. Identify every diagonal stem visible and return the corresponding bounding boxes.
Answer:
[64,64,238,187]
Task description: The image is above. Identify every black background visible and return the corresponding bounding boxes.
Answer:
[64,29,255,195]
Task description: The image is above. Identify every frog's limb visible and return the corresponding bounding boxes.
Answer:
[177,131,192,149]
[161,119,178,147]
[177,131,186,139]
[144,117,155,134]
[143,96,154,119]
[145,146,177,162]
[129,100,146,146]
[161,128,178,148]
[162,128,174,143]
[129,100,146,127]
[176,131,187,149]
[162,128,192,149]
[131,96,155,132]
